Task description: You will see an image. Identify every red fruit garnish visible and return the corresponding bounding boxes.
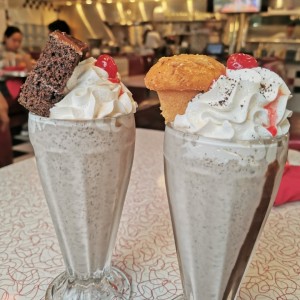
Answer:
[95,54,118,80]
[264,94,279,137]
[267,126,277,136]
[227,53,258,70]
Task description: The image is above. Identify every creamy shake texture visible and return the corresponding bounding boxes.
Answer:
[160,54,291,300]
[164,129,288,299]
[29,114,135,277]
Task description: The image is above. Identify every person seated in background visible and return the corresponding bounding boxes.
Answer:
[0,26,34,71]
[0,26,35,101]
[48,19,71,35]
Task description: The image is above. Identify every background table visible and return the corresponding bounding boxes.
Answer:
[1,129,300,299]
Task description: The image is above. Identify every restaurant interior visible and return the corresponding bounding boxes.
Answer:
[1,1,300,299]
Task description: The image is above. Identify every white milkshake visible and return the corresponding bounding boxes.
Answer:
[28,55,137,299]
[164,126,288,299]
[29,113,135,298]
[163,57,292,300]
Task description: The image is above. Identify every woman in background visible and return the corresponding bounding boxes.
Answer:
[0,26,34,71]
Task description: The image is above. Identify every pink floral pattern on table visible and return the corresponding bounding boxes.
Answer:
[0,129,300,300]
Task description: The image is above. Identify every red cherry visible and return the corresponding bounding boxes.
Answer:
[95,54,118,79]
[227,53,258,70]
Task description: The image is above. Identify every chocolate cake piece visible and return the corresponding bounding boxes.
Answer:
[18,30,88,117]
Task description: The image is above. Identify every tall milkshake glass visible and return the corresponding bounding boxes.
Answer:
[164,125,288,300]
[29,112,135,300]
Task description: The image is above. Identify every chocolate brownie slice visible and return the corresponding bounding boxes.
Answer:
[18,30,88,117]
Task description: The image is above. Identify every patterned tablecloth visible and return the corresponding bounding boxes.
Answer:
[0,129,300,300]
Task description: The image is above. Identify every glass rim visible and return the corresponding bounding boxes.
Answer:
[29,112,134,125]
[165,123,289,146]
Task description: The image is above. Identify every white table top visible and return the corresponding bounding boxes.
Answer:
[1,128,300,299]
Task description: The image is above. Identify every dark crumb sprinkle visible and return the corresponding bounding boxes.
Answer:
[209,77,239,107]
[260,82,273,95]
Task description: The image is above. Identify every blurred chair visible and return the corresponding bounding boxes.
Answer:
[0,80,28,130]
[142,54,155,73]
[0,127,13,167]
[289,112,300,151]
[128,54,145,76]
[0,78,28,167]
[293,70,300,94]
[135,98,164,131]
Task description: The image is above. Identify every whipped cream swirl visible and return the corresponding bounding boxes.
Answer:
[173,67,292,140]
[50,57,137,120]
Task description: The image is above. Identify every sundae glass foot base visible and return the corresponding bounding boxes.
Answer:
[45,267,131,300]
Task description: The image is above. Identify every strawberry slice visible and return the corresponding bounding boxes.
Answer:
[267,125,278,136]
[264,92,280,137]
[227,53,258,70]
